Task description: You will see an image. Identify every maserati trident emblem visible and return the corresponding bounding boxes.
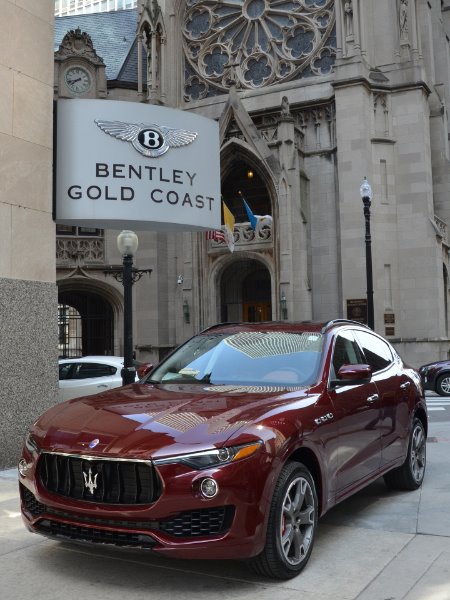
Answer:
[94,119,198,158]
[82,467,98,495]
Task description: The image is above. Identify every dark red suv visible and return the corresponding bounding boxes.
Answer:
[19,320,427,579]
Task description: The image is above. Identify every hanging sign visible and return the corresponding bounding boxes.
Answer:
[54,99,221,231]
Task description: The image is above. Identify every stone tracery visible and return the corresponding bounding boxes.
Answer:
[182,0,336,100]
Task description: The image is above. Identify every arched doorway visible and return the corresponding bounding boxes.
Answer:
[58,290,114,357]
[220,259,272,322]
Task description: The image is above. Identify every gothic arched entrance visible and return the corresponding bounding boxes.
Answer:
[220,259,272,322]
[58,290,114,358]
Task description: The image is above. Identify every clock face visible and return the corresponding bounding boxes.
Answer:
[64,66,92,95]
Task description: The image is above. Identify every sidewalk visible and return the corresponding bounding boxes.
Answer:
[1,421,449,600]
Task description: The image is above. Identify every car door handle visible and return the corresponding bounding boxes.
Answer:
[97,384,108,388]
[367,394,379,403]
[400,382,410,390]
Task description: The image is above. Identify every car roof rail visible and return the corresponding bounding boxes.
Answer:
[199,321,242,334]
[321,319,371,333]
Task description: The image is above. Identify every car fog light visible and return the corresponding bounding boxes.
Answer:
[200,477,219,498]
[18,459,30,476]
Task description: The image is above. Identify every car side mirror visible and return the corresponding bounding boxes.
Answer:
[138,363,154,378]
[331,364,372,387]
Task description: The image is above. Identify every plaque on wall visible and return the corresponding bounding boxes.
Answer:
[346,299,367,324]
[384,313,395,324]
[385,327,395,336]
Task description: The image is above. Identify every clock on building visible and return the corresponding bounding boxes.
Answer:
[64,66,92,95]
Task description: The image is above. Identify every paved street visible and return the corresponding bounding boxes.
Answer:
[425,391,450,422]
[1,411,449,600]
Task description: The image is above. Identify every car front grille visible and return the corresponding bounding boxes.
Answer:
[21,485,234,539]
[38,453,161,505]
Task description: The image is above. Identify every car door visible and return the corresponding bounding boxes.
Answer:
[328,330,382,498]
[59,362,118,401]
[354,330,410,467]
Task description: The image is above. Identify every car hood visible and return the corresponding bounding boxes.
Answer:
[419,361,448,370]
[32,382,314,460]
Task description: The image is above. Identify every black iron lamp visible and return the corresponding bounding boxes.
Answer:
[360,177,374,329]
[117,230,139,385]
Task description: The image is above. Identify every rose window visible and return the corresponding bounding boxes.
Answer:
[183,0,336,101]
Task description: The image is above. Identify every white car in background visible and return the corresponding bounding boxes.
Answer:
[58,356,151,401]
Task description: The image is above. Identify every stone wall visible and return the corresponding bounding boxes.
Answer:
[0,279,59,468]
[0,1,57,468]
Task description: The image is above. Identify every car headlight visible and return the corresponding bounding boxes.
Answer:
[24,433,40,455]
[153,441,262,470]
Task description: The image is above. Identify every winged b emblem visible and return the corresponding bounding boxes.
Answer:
[95,119,198,158]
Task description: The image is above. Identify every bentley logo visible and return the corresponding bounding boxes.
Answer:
[94,120,198,158]
[82,467,98,495]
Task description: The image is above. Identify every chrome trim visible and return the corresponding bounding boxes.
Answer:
[153,448,223,466]
[41,451,152,466]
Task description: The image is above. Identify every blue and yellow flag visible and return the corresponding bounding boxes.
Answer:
[222,201,235,252]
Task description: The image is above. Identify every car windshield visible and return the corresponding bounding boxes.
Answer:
[149,331,324,387]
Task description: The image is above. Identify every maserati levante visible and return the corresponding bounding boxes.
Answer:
[19,320,427,579]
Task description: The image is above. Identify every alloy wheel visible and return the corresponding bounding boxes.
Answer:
[437,375,450,395]
[279,476,315,566]
[410,422,426,484]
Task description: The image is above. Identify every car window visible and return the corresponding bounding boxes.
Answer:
[354,330,393,373]
[331,331,365,379]
[73,363,117,379]
[59,363,73,380]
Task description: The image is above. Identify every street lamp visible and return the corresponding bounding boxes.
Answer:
[117,230,139,386]
[360,177,374,329]
[103,232,152,385]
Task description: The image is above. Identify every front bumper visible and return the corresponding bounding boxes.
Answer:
[19,450,273,560]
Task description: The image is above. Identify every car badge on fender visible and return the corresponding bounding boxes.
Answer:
[94,119,198,158]
[88,438,100,449]
[82,467,98,495]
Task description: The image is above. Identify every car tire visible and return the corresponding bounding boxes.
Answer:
[436,373,450,396]
[384,418,426,491]
[250,462,318,580]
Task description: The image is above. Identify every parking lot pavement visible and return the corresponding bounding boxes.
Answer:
[1,422,450,600]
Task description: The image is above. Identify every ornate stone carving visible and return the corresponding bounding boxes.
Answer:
[183,0,336,100]
[344,1,353,39]
[54,27,104,64]
[399,0,409,43]
[373,92,389,137]
[56,238,105,264]
[207,221,273,250]
[434,215,448,245]
[293,101,336,152]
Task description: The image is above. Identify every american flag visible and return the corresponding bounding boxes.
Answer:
[205,230,225,242]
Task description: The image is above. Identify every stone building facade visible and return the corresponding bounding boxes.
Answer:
[2,0,450,467]
[0,1,58,468]
[54,0,450,374]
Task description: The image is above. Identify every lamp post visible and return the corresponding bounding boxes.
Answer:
[360,177,374,330]
[103,232,152,385]
[117,230,139,386]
